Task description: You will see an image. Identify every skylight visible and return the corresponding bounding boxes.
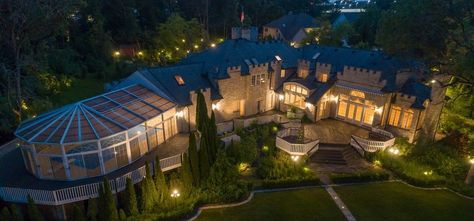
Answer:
[174,75,185,86]
[275,55,282,61]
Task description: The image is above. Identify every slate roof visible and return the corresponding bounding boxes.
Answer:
[112,63,222,106]
[15,85,176,144]
[264,13,318,41]
[180,39,300,78]
[399,79,432,109]
[299,45,423,92]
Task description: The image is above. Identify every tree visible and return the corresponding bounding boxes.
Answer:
[154,156,168,203]
[208,111,218,162]
[122,178,139,216]
[26,196,45,221]
[0,0,80,122]
[98,178,119,221]
[196,91,209,132]
[9,204,23,221]
[199,132,211,181]
[86,198,98,221]
[188,133,200,186]
[180,153,194,190]
[118,209,127,221]
[1,207,12,221]
[140,162,158,212]
[71,205,86,221]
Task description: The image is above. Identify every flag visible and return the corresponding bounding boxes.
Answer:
[240,6,245,23]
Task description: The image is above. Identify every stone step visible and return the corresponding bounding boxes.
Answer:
[311,148,347,165]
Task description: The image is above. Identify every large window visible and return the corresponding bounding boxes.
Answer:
[283,83,309,109]
[388,106,414,129]
[337,93,376,126]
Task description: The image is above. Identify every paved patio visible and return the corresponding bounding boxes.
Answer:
[0,133,189,190]
[305,119,370,144]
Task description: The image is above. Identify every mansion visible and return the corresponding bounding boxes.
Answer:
[0,38,445,218]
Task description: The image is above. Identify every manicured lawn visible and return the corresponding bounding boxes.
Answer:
[334,182,474,221]
[52,78,105,106]
[197,187,345,221]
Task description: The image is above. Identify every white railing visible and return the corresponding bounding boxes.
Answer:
[0,153,182,206]
[276,128,319,156]
[350,127,396,153]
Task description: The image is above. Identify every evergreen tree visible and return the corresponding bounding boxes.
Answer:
[26,196,45,221]
[98,178,119,221]
[199,133,211,181]
[9,204,23,221]
[86,198,98,221]
[196,91,209,132]
[180,153,194,190]
[154,156,169,203]
[208,111,218,162]
[1,207,12,221]
[188,133,200,186]
[118,209,127,221]
[168,172,184,197]
[123,178,139,216]
[140,162,158,212]
[71,205,86,221]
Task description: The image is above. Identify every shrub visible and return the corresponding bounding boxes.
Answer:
[258,151,313,180]
[376,153,445,187]
[329,171,390,184]
[261,177,321,189]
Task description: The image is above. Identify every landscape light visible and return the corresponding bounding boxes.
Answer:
[291,155,300,162]
[194,45,199,49]
[182,39,186,43]
[170,189,180,198]
[210,43,216,48]
[374,160,381,167]
[431,79,437,84]
[388,147,400,155]
[113,51,120,56]
[137,51,144,56]
[469,157,474,164]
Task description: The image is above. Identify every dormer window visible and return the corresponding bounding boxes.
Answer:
[320,73,328,83]
[174,75,185,86]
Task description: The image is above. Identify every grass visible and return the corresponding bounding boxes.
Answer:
[51,78,105,106]
[196,187,345,221]
[334,182,474,221]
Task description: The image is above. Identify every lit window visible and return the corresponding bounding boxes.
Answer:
[174,75,185,86]
[400,109,414,129]
[338,101,347,117]
[252,76,256,86]
[388,106,402,127]
[363,107,374,125]
[350,90,365,98]
[320,73,328,83]
[281,69,286,78]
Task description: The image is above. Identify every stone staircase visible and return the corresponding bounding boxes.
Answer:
[311,144,347,165]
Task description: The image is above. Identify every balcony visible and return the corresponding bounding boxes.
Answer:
[276,127,319,156]
[350,127,396,155]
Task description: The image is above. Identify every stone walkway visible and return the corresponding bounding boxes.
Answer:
[320,174,357,221]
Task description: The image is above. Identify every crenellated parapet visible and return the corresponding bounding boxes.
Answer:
[338,65,387,89]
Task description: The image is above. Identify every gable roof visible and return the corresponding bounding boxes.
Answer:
[15,85,176,144]
[264,13,318,41]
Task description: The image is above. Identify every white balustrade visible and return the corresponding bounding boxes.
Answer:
[0,153,182,206]
[276,128,319,155]
[350,127,396,153]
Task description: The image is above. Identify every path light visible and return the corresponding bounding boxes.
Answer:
[262,145,269,152]
[373,160,381,167]
[194,45,199,49]
[423,170,433,176]
[469,157,474,164]
[388,147,400,155]
[113,51,120,57]
[291,155,300,162]
[303,167,310,172]
[431,79,437,84]
[171,189,180,198]
[210,43,216,48]
[137,51,144,56]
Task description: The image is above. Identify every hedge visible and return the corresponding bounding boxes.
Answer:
[329,171,390,184]
[261,177,321,189]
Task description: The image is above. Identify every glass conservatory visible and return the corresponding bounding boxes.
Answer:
[15,85,178,181]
